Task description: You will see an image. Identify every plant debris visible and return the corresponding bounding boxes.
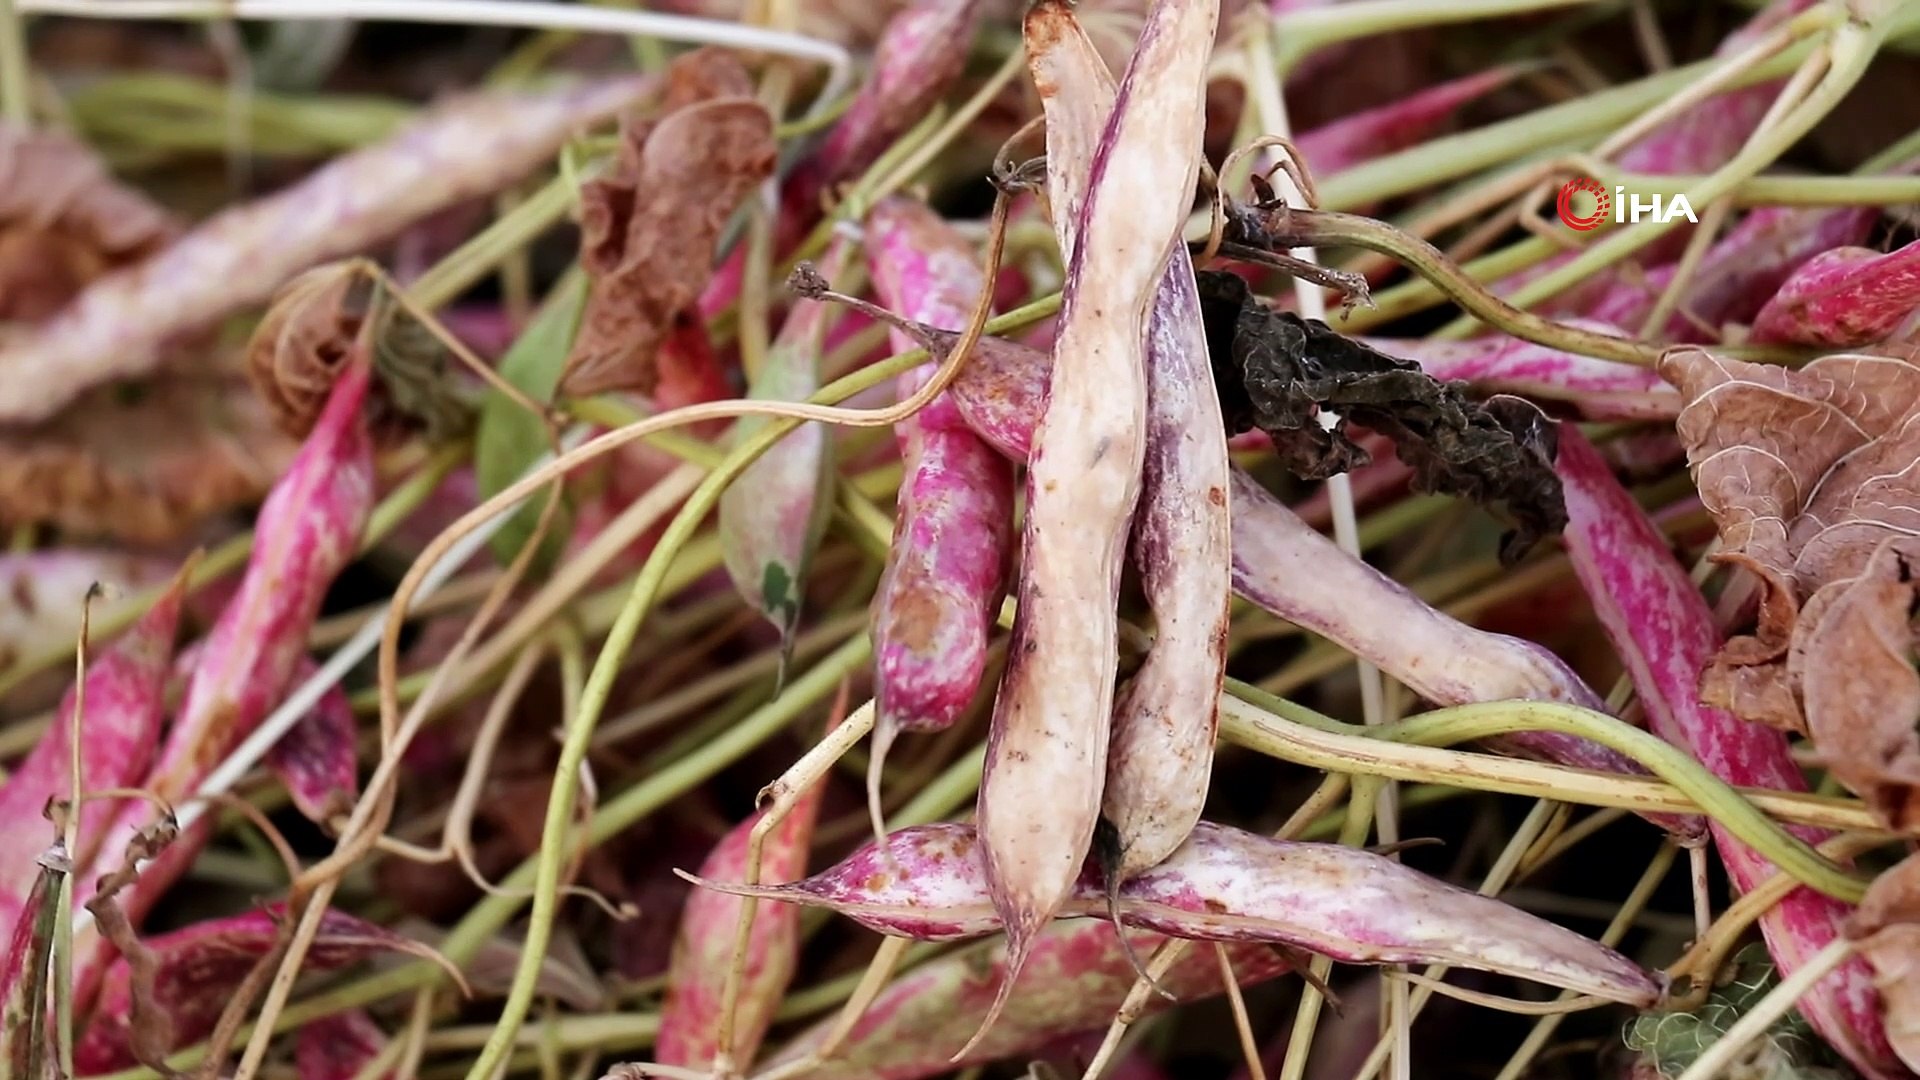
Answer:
[560,49,777,399]
[1197,269,1567,564]
[1663,347,1920,825]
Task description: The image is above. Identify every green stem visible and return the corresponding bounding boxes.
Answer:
[454,634,873,1079]
[1220,683,1868,902]
[1436,12,1893,338]
[0,0,30,126]
[1274,0,1601,71]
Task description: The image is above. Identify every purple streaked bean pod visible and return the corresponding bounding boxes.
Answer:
[0,78,657,424]
[1296,66,1526,179]
[0,566,188,933]
[1584,202,1881,339]
[759,919,1289,1080]
[719,238,853,645]
[0,550,177,714]
[1749,239,1920,347]
[297,1010,391,1080]
[973,0,1217,1044]
[1367,322,1682,421]
[691,820,1661,1007]
[1555,428,1900,1080]
[1024,0,1231,885]
[863,197,1014,824]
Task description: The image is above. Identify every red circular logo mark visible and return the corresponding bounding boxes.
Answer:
[1556,177,1609,231]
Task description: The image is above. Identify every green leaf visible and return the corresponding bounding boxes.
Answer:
[475,268,587,570]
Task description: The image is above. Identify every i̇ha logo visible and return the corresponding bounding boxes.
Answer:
[1556,176,1696,230]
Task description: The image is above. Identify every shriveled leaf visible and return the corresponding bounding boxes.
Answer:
[559,50,775,399]
[1661,348,1920,738]
[0,369,295,544]
[1200,269,1565,563]
[1848,854,1920,1074]
[1788,538,1920,828]
[76,906,414,1072]
[0,124,179,325]
[246,262,470,445]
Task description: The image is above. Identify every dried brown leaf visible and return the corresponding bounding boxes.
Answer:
[0,124,179,324]
[1665,348,1920,829]
[1848,854,1920,1074]
[0,368,295,544]
[1788,538,1920,829]
[245,262,468,444]
[1663,349,1920,647]
[560,50,775,399]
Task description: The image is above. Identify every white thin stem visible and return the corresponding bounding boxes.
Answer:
[14,0,850,113]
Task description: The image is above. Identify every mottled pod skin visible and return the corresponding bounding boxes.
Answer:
[1374,325,1682,421]
[0,567,188,932]
[692,821,1660,1007]
[72,358,376,1005]
[1749,240,1920,348]
[864,198,1015,796]
[76,906,410,1073]
[940,330,1685,797]
[264,662,361,826]
[758,920,1290,1080]
[655,770,830,1070]
[973,0,1218,1039]
[719,238,851,643]
[1556,430,1901,1080]
[0,78,656,424]
[1025,0,1232,883]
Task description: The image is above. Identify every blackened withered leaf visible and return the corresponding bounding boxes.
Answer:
[1197,269,1565,563]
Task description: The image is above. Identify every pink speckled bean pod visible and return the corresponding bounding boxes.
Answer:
[863,197,1014,825]
[1366,321,1682,421]
[1555,428,1901,1080]
[1297,66,1527,178]
[693,821,1660,1007]
[73,358,376,1004]
[0,566,189,933]
[0,78,656,424]
[76,906,412,1073]
[655,751,832,1069]
[296,1010,391,1080]
[1749,239,1920,347]
[759,920,1289,1080]
[264,661,361,827]
[1025,0,1233,888]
